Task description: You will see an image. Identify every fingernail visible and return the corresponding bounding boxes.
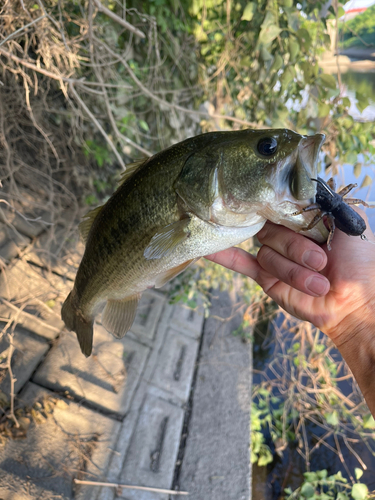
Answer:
[306,275,329,296]
[303,250,324,270]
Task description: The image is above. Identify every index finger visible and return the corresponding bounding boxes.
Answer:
[257,222,328,271]
[204,247,279,291]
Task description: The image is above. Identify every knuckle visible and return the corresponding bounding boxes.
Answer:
[257,244,272,266]
[283,234,300,259]
[286,265,300,287]
[256,225,269,243]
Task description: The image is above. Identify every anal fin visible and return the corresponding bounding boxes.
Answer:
[154,258,198,288]
[102,293,141,338]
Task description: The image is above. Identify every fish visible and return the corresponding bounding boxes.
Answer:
[61,128,328,356]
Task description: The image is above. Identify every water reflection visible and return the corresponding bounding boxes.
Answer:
[341,70,375,120]
[332,70,375,232]
[341,71,375,103]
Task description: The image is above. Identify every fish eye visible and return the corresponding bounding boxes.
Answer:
[257,137,278,156]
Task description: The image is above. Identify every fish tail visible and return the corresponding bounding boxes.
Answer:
[61,291,93,357]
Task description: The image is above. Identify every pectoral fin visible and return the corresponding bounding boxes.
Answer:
[102,294,141,338]
[154,258,198,288]
[144,218,191,260]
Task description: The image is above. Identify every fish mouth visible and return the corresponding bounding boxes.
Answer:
[290,134,325,201]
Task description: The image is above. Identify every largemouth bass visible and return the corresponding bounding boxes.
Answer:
[62,128,327,356]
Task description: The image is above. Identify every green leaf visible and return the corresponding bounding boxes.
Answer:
[304,472,318,481]
[289,39,300,62]
[363,413,375,429]
[354,468,364,481]
[258,12,281,47]
[281,66,296,89]
[296,28,312,50]
[139,119,149,131]
[317,469,327,479]
[337,6,345,18]
[301,483,315,498]
[360,175,373,188]
[351,483,368,500]
[334,470,347,482]
[260,46,273,61]
[356,92,369,113]
[258,448,273,466]
[325,410,339,426]
[319,74,337,90]
[318,102,331,118]
[337,494,349,500]
[353,163,362,178]
[270,54,283,73]
[242,3,255,21]
[259,24,281,46]
[324,34,331,47]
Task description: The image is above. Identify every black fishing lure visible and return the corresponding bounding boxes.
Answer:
[294,177,370,250]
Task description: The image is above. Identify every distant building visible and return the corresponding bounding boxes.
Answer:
[343,0,375,20]
[344,7,367,20]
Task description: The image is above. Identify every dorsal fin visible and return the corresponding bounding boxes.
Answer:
[118,158,148,186]
[79,205,104,243]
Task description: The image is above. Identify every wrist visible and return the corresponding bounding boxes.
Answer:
[327,308,375,416]
[326,299,375,347]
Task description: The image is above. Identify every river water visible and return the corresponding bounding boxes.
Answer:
[252,69,375,499]
[337,70,375,232]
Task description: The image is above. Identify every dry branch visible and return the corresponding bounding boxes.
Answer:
[68,82,127,170]
[94,36,260,129]
[73,478,188,495]
[92,0,145,39]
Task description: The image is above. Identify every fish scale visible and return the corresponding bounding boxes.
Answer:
[62,128,328,356]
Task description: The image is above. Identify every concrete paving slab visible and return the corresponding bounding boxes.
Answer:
[166,301,205,339]
[94,307,175,500]
[151,328,199,403]
[0,259,69,339]
[33,325,150,417]
[0,382,120,500]
[130,291,166,343]
[0,323,49,396]
[177,291,252,500]
[116,393,184,500]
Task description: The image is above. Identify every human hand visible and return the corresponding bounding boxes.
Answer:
[205,209,375,347]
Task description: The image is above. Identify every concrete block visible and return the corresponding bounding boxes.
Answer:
[117,393,184,500]
[0,323,49,396]
[130,291,166,341]
[0,382,120,500]
[95,317,176,500]
[167,301,205,339]
[33,324,150,417]
[0,259,70,339]
[177,291,252,500]
[151,328,199,403]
